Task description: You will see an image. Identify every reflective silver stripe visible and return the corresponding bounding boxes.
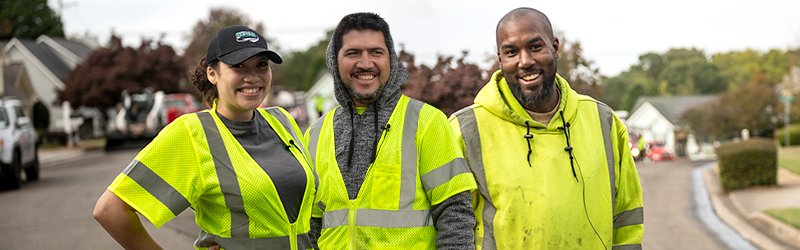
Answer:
[420,157,470,192]
[321,208,349,229]
[455,108,497,250]
[597,103,616,210]
[400,99,423,210]
[357,208,433,228]
[613,207,644,228]
[198,112,249,238]
[612,244,642,250]
[122,160,190,216]
[315,200,326,211]
[195,230,313,249]
[307,112,328,168]
[263,107,306,152]
[321,208,433,229]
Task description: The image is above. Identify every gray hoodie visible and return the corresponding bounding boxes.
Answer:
[308,26,475,250]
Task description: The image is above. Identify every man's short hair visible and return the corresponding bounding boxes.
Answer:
[333,12,392,54]
[496,7,554,41]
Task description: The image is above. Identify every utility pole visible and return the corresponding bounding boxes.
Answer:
[779,67,800,147]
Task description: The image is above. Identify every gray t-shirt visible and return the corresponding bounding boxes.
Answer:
[217,111,307,223]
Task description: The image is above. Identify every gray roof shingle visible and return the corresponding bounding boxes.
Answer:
[632,95,717,125]
[18,39,71,81]
[49,37,93,59]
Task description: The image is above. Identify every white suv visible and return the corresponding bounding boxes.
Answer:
[0,97,39,189]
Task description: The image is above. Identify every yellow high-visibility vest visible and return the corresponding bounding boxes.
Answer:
[108,107,320,250]
[305,96,477,250]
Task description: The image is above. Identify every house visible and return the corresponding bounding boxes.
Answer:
[303,71,338,123]
[627,95,717,160]
[1,35,102,138]
[0,62,36,109]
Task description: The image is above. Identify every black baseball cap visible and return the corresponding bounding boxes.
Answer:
[206,25,282,65]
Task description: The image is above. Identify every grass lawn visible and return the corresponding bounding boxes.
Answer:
[779,146,800,176]
[765,208,800,230]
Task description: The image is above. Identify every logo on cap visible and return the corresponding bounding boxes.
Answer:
[235,31,259,43]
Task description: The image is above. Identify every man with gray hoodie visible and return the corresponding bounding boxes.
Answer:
[304,12,477,250]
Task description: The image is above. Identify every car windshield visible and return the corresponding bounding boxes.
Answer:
[0,108,7,129]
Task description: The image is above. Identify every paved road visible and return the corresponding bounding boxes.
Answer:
[0,149,746,249]
[0,149,199,250]
[640,159,730,250]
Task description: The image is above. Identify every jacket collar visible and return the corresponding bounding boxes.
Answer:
[475,70,577,130]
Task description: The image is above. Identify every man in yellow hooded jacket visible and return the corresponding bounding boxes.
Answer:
[449,7,644,250]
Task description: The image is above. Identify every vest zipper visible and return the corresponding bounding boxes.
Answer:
[349,199,357,250]
[290,223,297,250]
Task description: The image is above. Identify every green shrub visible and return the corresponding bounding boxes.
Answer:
[715,138,777,191]
[775,124,800,146]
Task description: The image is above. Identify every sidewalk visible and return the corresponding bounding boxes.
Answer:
[38,146,105,167]
[704,165,800,249]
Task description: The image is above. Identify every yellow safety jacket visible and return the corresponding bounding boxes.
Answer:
[305,96,477,250]
[449,71,644,250]
[108,106,320,250]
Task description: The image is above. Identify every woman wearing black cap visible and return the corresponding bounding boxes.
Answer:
[93,25,319,250]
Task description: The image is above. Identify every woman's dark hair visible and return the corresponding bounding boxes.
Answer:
[189,57,219,108]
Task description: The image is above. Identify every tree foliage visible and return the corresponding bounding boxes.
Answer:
[556,36,603,99]
[272,30,331,91]
[59,36,187,113]
[182,7,270,69]
[0,0,64,39]
[400,49,487,116]
[681,70,779,140]
[601,48,726,111]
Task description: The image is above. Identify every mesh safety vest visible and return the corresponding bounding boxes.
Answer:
[108,107,319,250]
[305,96,477,250]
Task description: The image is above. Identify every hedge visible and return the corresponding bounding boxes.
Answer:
[775,124,800,146]
[715,138,777,191]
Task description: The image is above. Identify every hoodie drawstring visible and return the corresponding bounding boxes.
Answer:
[524,121,533,167]
[558,110,578,182]
[346,103,356,168]
[370,102,380,164]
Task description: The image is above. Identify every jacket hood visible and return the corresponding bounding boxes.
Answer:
[325,30,408,111]
[475,70,578,130]
[324,28,409,199]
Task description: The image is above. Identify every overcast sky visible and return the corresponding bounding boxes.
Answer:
[54,0,800,76]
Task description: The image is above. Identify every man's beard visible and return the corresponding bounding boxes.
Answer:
[344,68,385,105]
[346,84,383,105]
[504,68,557,111]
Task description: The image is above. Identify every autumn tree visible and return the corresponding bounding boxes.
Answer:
[59,35,187,117]
[400,49,487,116]
[0,0,64,39]
[273,30,331,91]
[182,7,271,69]
[556,36,603,99]
[681,69,779,140]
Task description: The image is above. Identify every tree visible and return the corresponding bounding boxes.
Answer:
[272,30,331,91]
[182,7,270,69]
[712,49,791,91]
[59,35,187,116]
[601,48,726,111]
[556,36,603,99]
[400,49,487,116]
[0,0,64,39]
[681,69,778,140]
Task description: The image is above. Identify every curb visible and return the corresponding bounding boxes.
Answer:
[751,212,800,250]
[39,148,105,167]
[702,168,786,249]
